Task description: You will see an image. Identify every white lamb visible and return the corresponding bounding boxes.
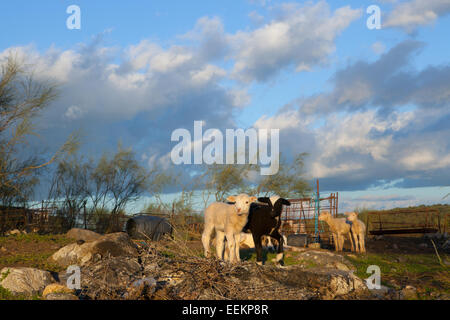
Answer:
[318,211,354,252]
[202,194,257,263]
[345,212,366,253]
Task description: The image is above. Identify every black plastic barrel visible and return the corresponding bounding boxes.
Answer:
[126,215,173,241]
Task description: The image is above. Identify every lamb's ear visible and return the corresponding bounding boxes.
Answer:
[226,195,236,203]
[249,196,257,203]
[281,199,291,206]
[257,197,271,204]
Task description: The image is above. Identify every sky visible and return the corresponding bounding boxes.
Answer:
[2,0,450,212]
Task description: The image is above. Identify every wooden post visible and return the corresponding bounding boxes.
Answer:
[366,213,370,237]
[336,192,339,217]
[83,202,87,230]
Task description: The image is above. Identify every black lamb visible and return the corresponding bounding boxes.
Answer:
[243,196,291,265]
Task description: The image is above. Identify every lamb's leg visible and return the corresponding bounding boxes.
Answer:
[201,224,214,258]
[353,232,360,253]
[341,235,346,252]
[356,234,361,253]
[338,234,344,251]
[349,231,355,252]
[225,231,236,263]
[332,233,339,251]
[360,233,366,253]
[253,233,264,265]
[234,232,241,262]
[215,230,226,260]
[271,231,284,264]
[335,234,341,251]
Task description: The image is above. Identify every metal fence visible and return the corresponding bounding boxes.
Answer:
[281,192,339,244]
[366,208,447,236]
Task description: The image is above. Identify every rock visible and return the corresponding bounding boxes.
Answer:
[310,269,368,299]
[334,262,351,271]
[0,267,55,296]
[50,232,138,267]
[401,285,418,300]
[45,293,79,300]
[308,243,321,249]
[66,228,102,242]
[43,283,75,297]
[50,243,93,267]
[325,262,350,271]
[326,271,366,298]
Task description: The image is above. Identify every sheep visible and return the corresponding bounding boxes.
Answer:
[345,212,366,253]
[202,194,257,263]
[243,196,291,265]
[318,211,354,252]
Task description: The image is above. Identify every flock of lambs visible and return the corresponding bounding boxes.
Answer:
[201,194,366,265]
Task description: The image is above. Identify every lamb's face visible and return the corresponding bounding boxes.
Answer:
[318,211,331,221]
[345,212,358,221]
[227,194,257,216]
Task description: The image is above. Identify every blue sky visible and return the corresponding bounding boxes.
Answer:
[2,0,450,212]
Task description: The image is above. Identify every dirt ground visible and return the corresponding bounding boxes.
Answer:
[0,234,72,273]
[171,234,450,299]
[347,235,450,299]
[0,232,449,300]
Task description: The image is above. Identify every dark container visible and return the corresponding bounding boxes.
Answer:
[126,215,173,241]
[287,233,308,247]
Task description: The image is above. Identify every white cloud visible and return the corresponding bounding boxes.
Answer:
[229,1,362,82]
[254,110,302,130]
[149,47,193,73]
[64,105,85,120]
[384,0,450,33]
[190,64,226,84]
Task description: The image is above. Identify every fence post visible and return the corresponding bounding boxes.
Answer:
[83,202,87,230]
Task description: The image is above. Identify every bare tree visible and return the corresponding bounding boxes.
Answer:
[255,153,311,198]
[47,155,89,229]
[199,163,254,204]
[0,55,78,206]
